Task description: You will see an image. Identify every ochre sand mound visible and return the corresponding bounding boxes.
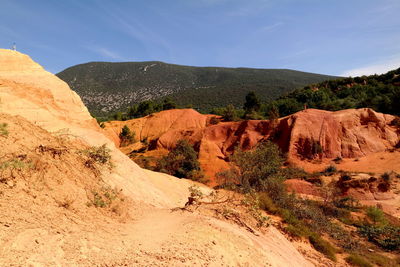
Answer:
[106,108,400,183]
[0,49,322,265]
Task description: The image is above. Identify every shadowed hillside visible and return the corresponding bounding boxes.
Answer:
[56,61,338,116]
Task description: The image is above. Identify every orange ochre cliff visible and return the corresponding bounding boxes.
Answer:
[105,108,400,184]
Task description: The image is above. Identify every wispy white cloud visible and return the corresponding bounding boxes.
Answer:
[86,46,125,61]
[341,55,400,76]
[259,22,283,33]
[93,3,173,61]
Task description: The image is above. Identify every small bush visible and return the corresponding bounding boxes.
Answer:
[222,104,238,121]
[323,165,337,175]
[258,192,278,214]
[231,141,284,190]
[380,172,390,182]
[0,123,8,136]
[284,221,311,238]
[89,187,119,208]
[0,158,33,180]
[155,140,204,181]
[345,254,372,267]
[81,144,112,166]
[309,233,337,262]
[366,206,387,225]
[320,203,351,221]
[0,159,32,170]
[359,224,400,251]
[333,156,342,163]
[119,125,135,147]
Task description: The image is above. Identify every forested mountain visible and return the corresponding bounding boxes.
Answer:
[56,61,337,116]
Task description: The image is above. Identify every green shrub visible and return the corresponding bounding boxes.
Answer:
[243,110,264,120]
[222,104,238,121]
[0,123,8,136]
[345,254,372,267]
[309,233,337,262]
[0,159,33,183]
[259,176,288,205]
[284,221,311,238]
[0,159,32,170]
[320,203,351,221]
[155,140,204,181]
[81,144,112,165]
[89,187,119,208]
[231,141,284,190]
[333,156,342,163]
[381,172,391,182]
[366,206,387,225]
[258,192,278,214]
[243,91,261,114]
[119,125,135,147]
[323,165,337,175]
[359,224,400,251]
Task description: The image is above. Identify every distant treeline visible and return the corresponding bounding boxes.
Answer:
[263,68,400,118]
[102,68,400,122]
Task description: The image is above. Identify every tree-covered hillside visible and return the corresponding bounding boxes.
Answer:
[56,61,337,117]
[263,68,400,117]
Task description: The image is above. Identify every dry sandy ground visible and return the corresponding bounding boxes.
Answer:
[0,113,326,267]
[0,49,346,266]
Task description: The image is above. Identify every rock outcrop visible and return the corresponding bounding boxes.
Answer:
[0,49,196,208]
[107,108,400,182]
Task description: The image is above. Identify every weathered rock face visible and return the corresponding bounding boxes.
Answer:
[285,108,399,160]
[0,49,96,131]
[0,49,193,207]
[107,108,400,182]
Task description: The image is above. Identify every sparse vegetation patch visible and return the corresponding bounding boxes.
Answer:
[80,144,112,168]
[0,123,9,136]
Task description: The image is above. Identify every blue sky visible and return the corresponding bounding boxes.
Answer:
[1,0,399,76]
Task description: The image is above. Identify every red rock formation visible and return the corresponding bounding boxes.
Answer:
[106,108,400,183]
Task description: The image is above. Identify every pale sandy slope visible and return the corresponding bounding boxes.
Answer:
[0,49,327,266]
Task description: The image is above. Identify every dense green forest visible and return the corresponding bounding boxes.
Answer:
[262,68,400,118]
[57,61,337,117]
[103,68,400,122]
